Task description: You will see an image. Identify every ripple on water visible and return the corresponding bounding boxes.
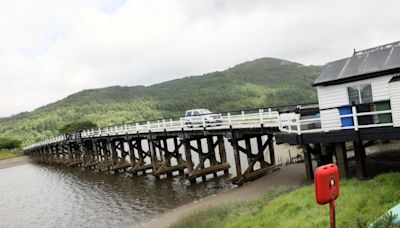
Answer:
[0,163,232,227]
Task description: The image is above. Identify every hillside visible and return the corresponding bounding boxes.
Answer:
[0,58,321,145]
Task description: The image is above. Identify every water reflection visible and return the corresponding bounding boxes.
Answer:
[0,164,232,228]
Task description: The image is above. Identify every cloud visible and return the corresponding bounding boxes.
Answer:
[1,0,400,117]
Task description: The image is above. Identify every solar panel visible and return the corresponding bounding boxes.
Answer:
[360,48,391,74]
[314,58,348,84]
[314,41,400,85]
[385,46,400,69]
[339,54,367,79]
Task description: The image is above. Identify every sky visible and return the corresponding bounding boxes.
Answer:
[1,0,400,117]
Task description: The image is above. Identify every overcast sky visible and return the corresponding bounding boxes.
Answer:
[1,0,400,117]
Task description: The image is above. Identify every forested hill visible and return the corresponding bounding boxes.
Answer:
[0,58,321,145]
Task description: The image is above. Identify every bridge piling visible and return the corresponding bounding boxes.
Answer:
[126,137,153,175]
[230,133,279,185]
[183,135,230,183]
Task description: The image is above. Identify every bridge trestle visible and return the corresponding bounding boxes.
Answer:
[229,133,279,185]
[183,135,230,183]
[150,135,187,178]
[25,128,281,186]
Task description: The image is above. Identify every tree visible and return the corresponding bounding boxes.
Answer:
[59,121,98,134]
[0,137,22,149]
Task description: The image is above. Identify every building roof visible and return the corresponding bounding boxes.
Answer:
[314,41,400,86]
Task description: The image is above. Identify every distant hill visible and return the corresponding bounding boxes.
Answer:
[0,58,321,145]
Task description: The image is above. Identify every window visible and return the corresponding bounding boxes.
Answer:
[347,84,372,105]
[193,111,200,116]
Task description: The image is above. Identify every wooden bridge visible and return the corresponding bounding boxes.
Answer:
[23,107,288,185]
[23,102,400,185]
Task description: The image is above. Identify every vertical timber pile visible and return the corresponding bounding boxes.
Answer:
[110,138,131,173]
[96,139,113,172]
[183,134,230,183]
[82,139,98,170]
[149,134,187,178]
[230,132,278,185]
[126,136,153,175]
[68,141,83,167]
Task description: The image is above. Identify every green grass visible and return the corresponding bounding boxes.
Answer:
[0,149,22,160]
[169,188,291,228]
[170,173,400,228]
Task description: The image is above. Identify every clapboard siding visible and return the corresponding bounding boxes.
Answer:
[320,109,341,130]
[317,75,393,110]
[389,81,400,127]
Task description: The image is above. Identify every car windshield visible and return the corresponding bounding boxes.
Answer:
[200,109,212,114]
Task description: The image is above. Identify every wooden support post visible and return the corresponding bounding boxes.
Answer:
[110,139,118,167]
[183,139,195,183]
[128,139,137,171]
[353,141,366,179]
[174,137,185,176]
[335,143,349,179]
[218,136,229,175]
[303,144,314,180]
[245,137,253,172]
[197,139,206,182]
[207,136,218,177]
[148,139,160,179]
[163,138,173,177]
[256,136,268,168]
[269,137,276,165]
[231,138,242,183]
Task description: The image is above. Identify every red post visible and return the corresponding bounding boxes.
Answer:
[329,200,335,228]
[314,164,339,228]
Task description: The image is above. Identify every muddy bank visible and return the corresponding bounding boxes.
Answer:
[143,163,309,228]
[0,156,32,169]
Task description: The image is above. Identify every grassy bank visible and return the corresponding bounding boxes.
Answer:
[170,173,400,228]
[0,149,22,160]
[170,188,291,228]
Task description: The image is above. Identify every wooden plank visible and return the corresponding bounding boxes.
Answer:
[232,164,281,185]
[188,163,230,179]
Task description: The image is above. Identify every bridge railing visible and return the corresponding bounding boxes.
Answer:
[21,103,317,150]
[278,105,394,135]
[79,109,281,138]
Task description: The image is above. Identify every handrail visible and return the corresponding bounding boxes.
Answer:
[23,104,395,151]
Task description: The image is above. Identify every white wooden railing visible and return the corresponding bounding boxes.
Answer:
[23,105,396,151]
[23,108,281,150]
[278,106,394,135]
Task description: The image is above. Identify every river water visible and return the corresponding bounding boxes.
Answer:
[0,163,232,228]
[0,139,301,228]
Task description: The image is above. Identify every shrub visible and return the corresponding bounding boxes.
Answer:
[0,137,22,149]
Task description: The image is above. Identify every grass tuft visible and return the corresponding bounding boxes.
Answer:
[0,149,22,160]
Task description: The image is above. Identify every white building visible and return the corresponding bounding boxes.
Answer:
[313,41,400,131]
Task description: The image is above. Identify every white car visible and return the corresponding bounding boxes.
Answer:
[184,109,222,127]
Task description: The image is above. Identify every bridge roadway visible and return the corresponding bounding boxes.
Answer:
[23,109,284,185]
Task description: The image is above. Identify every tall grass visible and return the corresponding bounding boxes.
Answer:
[0,149,22,160]
[170,173,400,228]
[227,173,400,228]
[169,188,290,228]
